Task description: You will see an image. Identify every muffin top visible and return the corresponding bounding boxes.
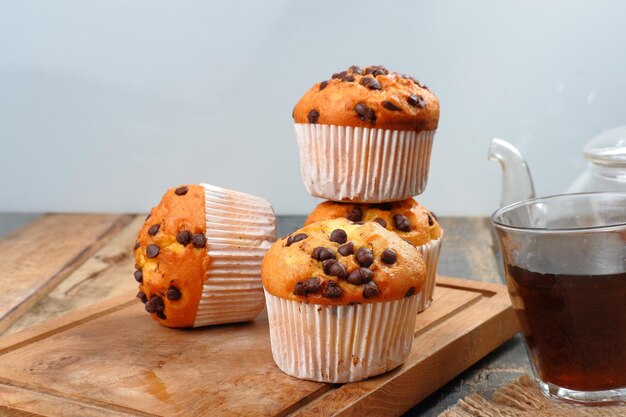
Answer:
[262,218,425,305]
[293,65,439,132]
[134,184,211,328]
[305,199,442,247]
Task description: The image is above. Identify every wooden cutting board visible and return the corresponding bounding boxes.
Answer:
[0,277,519,417]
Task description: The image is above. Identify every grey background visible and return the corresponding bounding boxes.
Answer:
[2,0,625,215]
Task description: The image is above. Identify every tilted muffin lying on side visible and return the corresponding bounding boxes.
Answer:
[305,198,443,311]
[262,218,426,383]
[134,184,276,328]
[293,65,440,202]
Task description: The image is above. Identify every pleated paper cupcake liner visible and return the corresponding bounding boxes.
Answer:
[416,236,442,312]
[193,184,277,327]
[295,124,435,202]
[264,291,420,383]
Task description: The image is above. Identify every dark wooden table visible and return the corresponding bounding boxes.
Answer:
[0,213,530,416]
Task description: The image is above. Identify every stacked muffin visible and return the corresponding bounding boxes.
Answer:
[262,65,442,383]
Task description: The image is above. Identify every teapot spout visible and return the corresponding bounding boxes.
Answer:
[488,138,536,206]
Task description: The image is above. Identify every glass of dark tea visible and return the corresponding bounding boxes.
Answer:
[491,192,626,405]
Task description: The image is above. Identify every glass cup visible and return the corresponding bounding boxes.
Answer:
[491,192,626,405]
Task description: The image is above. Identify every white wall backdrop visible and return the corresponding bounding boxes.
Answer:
[1,0,625,215]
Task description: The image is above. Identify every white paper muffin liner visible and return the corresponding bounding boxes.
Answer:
[416,236,442,312]
[295,124,435,202]
[264,291,420,383]
[193,184,277,327]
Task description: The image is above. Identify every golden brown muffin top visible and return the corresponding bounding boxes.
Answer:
[134,184,211,328]
[293,65,439,132]
[262,218,425,305]
[305,198,442,247]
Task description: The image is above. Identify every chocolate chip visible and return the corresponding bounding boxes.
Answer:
[308,109,320,124]
[346,206,363,222]
[176,230,191,246]
[373,202,393,211]
[148,224,160,236]
[364,66,388,76]
[156,311,166,320]
[355,247,374,268]
[319,80,329,91]
[293,282,307,296]
[363,281,380,299]
[311,246,336,262]
[407,94,425,108]
[304,277,322,294]
[146,244,160,258]
[404,75,422,87]
[393,214,411,232]
[382,100,402,111]
[134,269,143,283]
[322,280,343,298]
[330,229,347,244]
[354,103,376,123]
[405,287,415,297]
[167,286,182,301]
[338,242,354,256]
[329,261,348,279]
[381,248,397,265]
[354,102,367,116]
[294,277,322,296]
[332,71,347,79]
[134,242,140,250]
[175,186,189,196]
[349,65,362,75]
[427,213,434,226]
[373,218,387,228]
[286,233,307,246]
[340,74,355,82]
[353,221,365,225]
[145,295,164,314]
[322,259,347,278]
[191,233,207,248]
[346,267,373,285]
[136,291,148,304]
[360,76,381,90]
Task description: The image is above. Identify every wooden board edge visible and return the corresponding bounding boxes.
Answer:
[0,214,136,335]
[0,381,153,417]
[435,276,505,295]
[290,289,519,416]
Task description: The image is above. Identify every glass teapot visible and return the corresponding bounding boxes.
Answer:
[488,126,626,206]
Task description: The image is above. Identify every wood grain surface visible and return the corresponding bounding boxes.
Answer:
[0,213,134,334]
[2,215,144,336]
[0,277,518,417]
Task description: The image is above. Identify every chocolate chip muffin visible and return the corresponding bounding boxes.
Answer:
[134,184,276,328]
[293,65,440,202]
[304,198,443,311]
[262,218,425,382]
